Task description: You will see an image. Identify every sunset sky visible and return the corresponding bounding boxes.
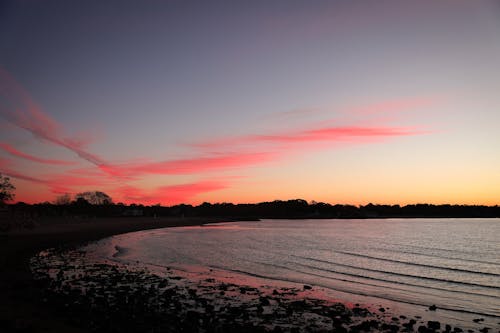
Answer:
[1,0,499,205]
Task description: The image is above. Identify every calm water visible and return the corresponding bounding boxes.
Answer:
[88,218,500,324]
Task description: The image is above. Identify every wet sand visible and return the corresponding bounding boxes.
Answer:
[0,217,227,332]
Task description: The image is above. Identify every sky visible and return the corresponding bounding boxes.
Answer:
[1,0,499,206]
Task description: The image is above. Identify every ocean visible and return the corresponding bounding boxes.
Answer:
[85,218,500,328]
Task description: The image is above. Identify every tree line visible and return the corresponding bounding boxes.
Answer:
[6,198,500,219]
[1,174,499,219]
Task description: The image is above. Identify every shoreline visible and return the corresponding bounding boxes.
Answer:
[0,217,232,332]
[28,246,433,333]
[31,242,498,333]
[1,217,498,332]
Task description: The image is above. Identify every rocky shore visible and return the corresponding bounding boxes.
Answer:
[2,217,497,333]
[29,245,493,333]
[0,217,230,332]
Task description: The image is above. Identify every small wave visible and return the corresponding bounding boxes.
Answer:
[208,262,500,319]
[377,246,500,267]
[314,251,500,277]
[245,258,499,299]
[291,257,500,290]
[252,259,499,299]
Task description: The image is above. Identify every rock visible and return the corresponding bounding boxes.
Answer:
[428,304,437,311]
[352,319,379,332]
[379,307,386,312]
[418,325,430,333]
[427,321,441,331]
[453,327,463,333]
[331,322,347,333]
[259,296,270,306]
[381,323,400,333]
[403,319,417,329]
[186,310,199,321]
[479,328,489,333]
[330,303,349,316]
[272,326,283,333]
[352,307,370,317]
[290,300,307,309]
[303,284,312,290]
[445,324,452,332]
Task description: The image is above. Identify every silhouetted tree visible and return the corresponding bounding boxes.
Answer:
[75,191,113,205]
[0,173,15,205]
[54,193,72,205]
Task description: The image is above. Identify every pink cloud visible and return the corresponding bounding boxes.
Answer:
[100,123,425,184]
[129,152,276,175]
[1,170,46,184]
[45,173,113,194]
[84,152,277,179]
[0,67,105,166]
[117,180,228,205]
[193,96,440,150]
[252,125,423,143]
[268,97,439,122]
[192,124,424,150]
[0,158,47,184]
[0,142,76,165]
[0,157,112,195]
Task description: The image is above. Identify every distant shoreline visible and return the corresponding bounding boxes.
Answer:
[3,201,499,229]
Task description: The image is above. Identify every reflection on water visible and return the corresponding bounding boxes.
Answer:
[87,218,500,326]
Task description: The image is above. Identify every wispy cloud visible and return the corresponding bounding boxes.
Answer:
[249,125,422,144]
[0,67,105,166]
[0,158,47,184]
[100,152,275,176]
[191,124,425,150]
[117,180,228,205]
[0,142,76,165]
[191,97,439,151]
[45,173,114,194]
[0,157,112,194]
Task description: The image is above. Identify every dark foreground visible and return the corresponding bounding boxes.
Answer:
[31,246,481,333]
[1,217,497,333]
[0,217,226,332]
